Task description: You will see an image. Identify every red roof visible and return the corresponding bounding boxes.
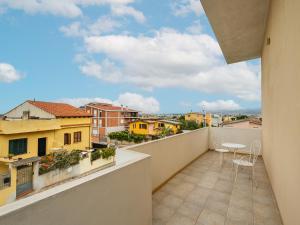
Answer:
[28,101,91,118]
[87,103,138,112]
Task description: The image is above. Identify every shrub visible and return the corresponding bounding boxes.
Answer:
[91,147,116,161]
[109,131,146,143]
[39,150,82,175]
[91,149,101,161]
[101,147,116,159]
[180,120,200,130]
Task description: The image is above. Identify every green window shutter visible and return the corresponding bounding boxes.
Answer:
[9,138,27,155]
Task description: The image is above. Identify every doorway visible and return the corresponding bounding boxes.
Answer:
[38,137,47,157]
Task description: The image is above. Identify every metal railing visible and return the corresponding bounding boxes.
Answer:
[0,173,11,190]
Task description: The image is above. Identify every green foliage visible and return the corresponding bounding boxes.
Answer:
[39,150,82,175]
[91,147,116,161]
[109,131,146,143]
[180,120,200,130]
[91,149,101,161]
[101,147,116,159]
[178,115,185,121]
[200,122,209,128]
[160,127,173,138]
[236,115,249,120]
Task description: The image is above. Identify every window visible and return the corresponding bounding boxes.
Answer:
[64,133,71,145]
[139,124,147,129]
[133,124,136,129]
[158,123,165,128]
[74,132,82,143]
[93,109,97,117]
[99,119,102,128]
[92,128,99,135]
[9,138,27,155]
[93,119,97,127]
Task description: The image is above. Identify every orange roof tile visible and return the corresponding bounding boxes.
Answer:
[28,100,91,118]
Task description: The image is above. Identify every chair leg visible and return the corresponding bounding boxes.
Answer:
[234,164,239,183]
[252,166,257,188]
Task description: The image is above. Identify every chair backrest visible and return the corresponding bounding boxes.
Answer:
[250,140,261,164]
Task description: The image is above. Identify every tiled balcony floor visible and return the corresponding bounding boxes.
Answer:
[152,151,282,225]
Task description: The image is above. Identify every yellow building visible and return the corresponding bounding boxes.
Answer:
[0,100,92,205]
[129,120,181,136]
[222,116,236,123]
[185,113,212,127]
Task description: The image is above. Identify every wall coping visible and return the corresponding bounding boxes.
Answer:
[0,149,150,217]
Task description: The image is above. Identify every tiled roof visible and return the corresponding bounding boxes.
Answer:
[28,101,92,118]
[87,103,138,112]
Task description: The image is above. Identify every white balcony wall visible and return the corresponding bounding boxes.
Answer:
[209,127,262,154]
[0,150,152,225]
[126,128,209,191]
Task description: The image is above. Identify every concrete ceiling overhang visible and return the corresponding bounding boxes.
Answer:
[200,0,269,64]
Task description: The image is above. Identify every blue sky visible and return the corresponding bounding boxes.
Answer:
[0,0,261,114]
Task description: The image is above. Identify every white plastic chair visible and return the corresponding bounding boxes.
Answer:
[213,137,229,166]
[233,140,261,184]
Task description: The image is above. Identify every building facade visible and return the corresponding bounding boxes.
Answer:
[84,103,139,142]
[0,100,92,205]
[129,119,181,136]
[185,112,212,127]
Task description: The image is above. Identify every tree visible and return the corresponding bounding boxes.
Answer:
[180,120,200,130]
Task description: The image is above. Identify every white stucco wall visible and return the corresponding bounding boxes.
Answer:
[0,150,152,225]
[127,128,209,191]
[4,102,55,119]
[209,127,262,153]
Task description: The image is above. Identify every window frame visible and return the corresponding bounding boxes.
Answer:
[73,131,82,143]
[139,124,147,129]
[9,138,28,156]
[64,133,72,145]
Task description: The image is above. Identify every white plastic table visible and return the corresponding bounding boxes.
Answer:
[222,142,246,159]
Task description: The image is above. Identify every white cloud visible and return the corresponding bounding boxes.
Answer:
[186,20,202,34]
[58,97,113,107]
[171,0,204,17]
[80,59,123,83]
[111,4,145,23]
[0,63,22,83]
[60,16,121,37]
[82,29,261,101]
[58,92,160,113]
[0,0,139,18]
[117,92,160,113]
[198,100,242,112]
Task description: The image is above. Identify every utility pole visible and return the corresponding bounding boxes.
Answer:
[202,104,206,128]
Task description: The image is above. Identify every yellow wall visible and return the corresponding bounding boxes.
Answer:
[129,121,154,135]
[262,0,300,224]
[0,118,91,159]
[185,113,212,126]
[0,165,16,206]
[129,121,180,135]
[160,123,180,134]
[0,117,91,206]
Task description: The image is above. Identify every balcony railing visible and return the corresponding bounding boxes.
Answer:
[0,127,277,225]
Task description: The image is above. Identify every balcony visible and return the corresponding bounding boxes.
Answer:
[152,151,281,225]
[0,127,283,225]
